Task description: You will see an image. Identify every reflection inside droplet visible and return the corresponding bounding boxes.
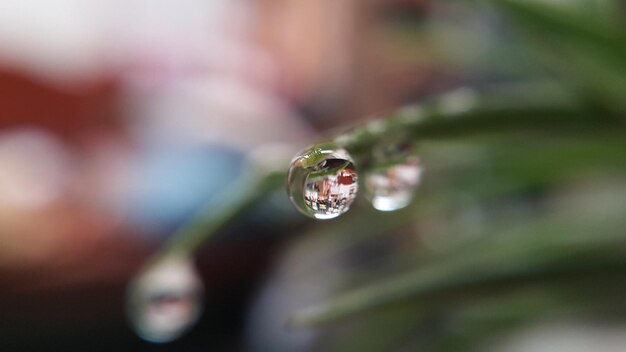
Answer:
[304,159,358,219]
[365,148,422,212]
[287,145,358,219]
[127,256,203,343]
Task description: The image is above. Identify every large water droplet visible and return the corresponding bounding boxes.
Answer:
[287,144,358,219]
[365,144,422,212]
[127,256,203,343]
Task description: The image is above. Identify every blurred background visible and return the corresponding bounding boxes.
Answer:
[0,0,625,351]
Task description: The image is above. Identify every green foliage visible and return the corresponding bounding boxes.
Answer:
[287,1,626,350]
[143,0,626,350]
[495,0,626,110]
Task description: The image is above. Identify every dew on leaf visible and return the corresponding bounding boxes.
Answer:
[287,144,358,219]
[127,256,203,343]
[365,141,422,212]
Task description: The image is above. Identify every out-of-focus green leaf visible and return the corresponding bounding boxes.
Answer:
[424,283,626,352]
[493,0,626,110]
[289,183,626,327]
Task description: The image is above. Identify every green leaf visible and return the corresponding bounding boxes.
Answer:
[493,0,626,110]
[289,186,626,327]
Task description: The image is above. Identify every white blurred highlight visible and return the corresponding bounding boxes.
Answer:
[127,257,204,343]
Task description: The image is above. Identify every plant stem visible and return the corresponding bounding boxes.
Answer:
[150,170,285,263]
[146,84,622,265]
[336,103,620,158]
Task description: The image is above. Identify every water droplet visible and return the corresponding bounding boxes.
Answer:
[365,143,422,212]
[287,144,358,219]
[127,256,203,343]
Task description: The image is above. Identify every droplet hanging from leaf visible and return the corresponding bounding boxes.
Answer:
[287,143,358,219]
[364,141,422,211]
[127,256,204,343]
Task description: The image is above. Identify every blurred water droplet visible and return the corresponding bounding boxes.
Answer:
[365,142,422,212]
[127,256,203,343]
[287,144,358,219]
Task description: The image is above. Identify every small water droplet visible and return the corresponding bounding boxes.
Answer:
[365,142,422,212]
[287,144,358,219]
[127,257,203,343]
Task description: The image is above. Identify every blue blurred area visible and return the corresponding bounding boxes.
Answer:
[128,143,245,236]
